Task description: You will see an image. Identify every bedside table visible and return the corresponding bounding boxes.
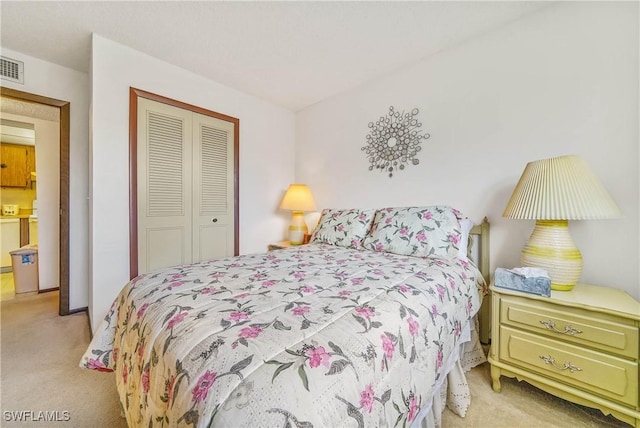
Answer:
[488,283,640,427]
[268,241,297,251]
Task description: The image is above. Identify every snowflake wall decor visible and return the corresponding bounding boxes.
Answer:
[361,106,430,178]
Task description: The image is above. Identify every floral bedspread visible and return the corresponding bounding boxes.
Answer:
[80,244,485,428]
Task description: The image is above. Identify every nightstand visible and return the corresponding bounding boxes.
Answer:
[488,283,640,427]
[268,241,295,251]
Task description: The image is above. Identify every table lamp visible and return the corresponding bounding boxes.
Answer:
[279,184,316,245]
[503,155,622,291]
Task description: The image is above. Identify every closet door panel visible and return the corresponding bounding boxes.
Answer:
[196,224,229,262]
[137,98,193,274]
[192,112,235,262]
[147,227,186,271]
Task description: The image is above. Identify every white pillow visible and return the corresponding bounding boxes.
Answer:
[458,218,474,259]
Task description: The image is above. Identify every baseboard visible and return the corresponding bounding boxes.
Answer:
[68,306,87,315]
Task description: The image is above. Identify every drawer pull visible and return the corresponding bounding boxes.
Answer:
[539,355,582,373]
[539,320,582,336]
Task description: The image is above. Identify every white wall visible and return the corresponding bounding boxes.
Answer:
[0,48,90,309]
[296,2,639,299]
[90,35,295,331]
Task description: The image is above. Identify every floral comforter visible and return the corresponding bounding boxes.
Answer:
[80,244,485,428]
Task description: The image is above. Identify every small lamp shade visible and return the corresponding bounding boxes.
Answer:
[503,155,621,291]
[280,184,316,245]
[279,184,317,212]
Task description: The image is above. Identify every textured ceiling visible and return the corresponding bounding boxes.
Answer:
[1,1,550,111]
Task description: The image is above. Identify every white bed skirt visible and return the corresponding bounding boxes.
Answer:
[412,316,487,428]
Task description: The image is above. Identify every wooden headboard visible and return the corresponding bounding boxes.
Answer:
[469,217,491,344]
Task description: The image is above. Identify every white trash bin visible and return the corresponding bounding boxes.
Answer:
[10,245,39,293]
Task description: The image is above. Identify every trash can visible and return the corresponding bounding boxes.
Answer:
[10,244,38,293]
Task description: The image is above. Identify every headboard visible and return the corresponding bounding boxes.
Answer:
[469,217,491,344]
[469,217,490,284]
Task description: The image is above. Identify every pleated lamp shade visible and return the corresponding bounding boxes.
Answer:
[503,155,621,291]
[280,184,316,245]
[503,155,622,220]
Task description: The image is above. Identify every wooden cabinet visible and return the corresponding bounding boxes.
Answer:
[1,143,35,188]
[488,283,640,427]
[26,145,36,181]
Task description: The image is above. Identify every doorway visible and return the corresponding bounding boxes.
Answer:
[0,87,70,315]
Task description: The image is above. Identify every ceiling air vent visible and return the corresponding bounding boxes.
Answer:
[0,56,24,84]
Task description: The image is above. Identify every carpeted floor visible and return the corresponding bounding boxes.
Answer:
[1,272,17,301]
[1,291,126,428]
[442,359,631,427]
[0,291,633,427]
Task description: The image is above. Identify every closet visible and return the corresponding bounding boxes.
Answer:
[136,96,237,274]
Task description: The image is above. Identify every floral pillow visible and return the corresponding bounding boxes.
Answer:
[310,209,375,249]
[362,206,466,258]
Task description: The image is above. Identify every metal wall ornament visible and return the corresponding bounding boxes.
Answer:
[361,106,430,178]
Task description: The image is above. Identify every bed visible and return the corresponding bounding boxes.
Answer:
[81,206,489,428]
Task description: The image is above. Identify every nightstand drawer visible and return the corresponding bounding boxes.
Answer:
[500,326,638,407]
[500,296,639,359]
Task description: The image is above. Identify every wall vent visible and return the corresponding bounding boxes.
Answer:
[0,56,24,84]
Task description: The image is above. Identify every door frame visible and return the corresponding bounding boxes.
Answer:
[1,87,71,316]
[129,87,240,279]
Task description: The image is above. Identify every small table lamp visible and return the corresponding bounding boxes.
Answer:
[280,184,317,245]
[503,155,622,291]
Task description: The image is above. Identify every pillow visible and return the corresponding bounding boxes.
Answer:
[362,206,466,259]
[458,218,474,259]
[310,208,375,249]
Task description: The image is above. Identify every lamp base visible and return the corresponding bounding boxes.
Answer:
[520,220,582,291]
[288,211,308,245]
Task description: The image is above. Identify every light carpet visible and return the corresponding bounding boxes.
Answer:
[0,291,631,427]
[1,272,17,302]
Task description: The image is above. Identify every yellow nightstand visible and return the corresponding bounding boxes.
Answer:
[488,282,640,428]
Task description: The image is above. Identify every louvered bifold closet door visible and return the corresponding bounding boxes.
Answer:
[137,98,193,274]
[192,112,235,262]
